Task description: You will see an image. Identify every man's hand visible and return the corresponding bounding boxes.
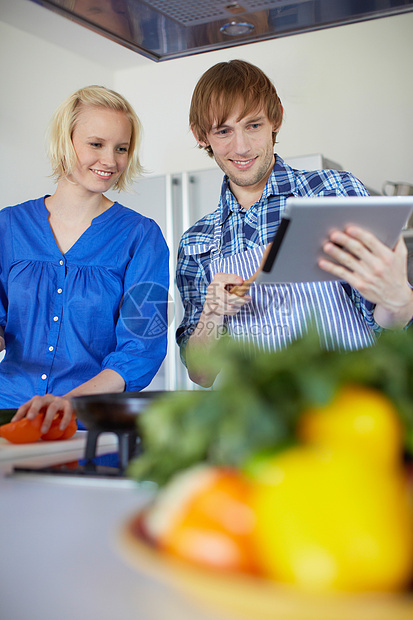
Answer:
[203,272,252,318]
[186,272,252,387]
[318,226,413,328]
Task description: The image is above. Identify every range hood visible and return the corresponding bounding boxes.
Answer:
[29,0,413,62]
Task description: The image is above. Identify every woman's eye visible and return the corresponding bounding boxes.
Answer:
[117,146,129,153]
[89,142,102,148]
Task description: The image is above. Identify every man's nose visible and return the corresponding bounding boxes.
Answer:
[232,129,251,155]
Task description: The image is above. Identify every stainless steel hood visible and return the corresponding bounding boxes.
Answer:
[29,0,413,62]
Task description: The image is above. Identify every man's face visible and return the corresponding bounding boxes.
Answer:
[198,102,277,198]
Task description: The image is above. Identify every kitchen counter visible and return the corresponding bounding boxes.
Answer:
[0,435,217,620]
[2,434,412,620]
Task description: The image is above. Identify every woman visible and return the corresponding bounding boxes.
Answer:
[0,85,169,433]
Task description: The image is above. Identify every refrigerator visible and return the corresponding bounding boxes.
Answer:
[109,167,224,391]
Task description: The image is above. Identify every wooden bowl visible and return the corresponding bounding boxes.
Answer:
[117,510,413,620]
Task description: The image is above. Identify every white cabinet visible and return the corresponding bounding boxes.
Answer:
[283,153,342,171]
[108,168,224,391]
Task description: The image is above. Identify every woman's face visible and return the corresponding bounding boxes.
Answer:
[69,105,132,194]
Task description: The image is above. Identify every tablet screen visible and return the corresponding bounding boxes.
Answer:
[257,196,413,284]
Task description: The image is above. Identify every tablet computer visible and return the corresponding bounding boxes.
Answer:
[256,196,413,284]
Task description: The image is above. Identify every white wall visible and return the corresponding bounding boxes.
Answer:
[0,21,118,206]
[115,13,413,194]
[1,6,412,208]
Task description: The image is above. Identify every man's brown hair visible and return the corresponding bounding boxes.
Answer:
[190,60,283,157]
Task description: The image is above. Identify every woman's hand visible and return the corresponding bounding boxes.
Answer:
[11,370,125,434]
[12,394,74,434]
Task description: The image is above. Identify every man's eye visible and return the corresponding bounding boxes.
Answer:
[249,123,261,130]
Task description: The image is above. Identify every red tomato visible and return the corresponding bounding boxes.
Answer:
[0,414,43,444]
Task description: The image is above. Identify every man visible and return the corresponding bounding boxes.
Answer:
[176,60,413,387]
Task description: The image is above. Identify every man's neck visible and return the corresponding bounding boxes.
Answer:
[229,183,265,210]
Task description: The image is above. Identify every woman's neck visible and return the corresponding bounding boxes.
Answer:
[45,180,114,254]
[46,179,113,224]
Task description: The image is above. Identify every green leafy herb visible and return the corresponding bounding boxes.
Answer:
[128,329,413,486]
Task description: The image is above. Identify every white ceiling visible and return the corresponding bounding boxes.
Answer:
[0,0,153,70]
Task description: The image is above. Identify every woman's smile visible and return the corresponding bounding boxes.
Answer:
[90,168,115,179]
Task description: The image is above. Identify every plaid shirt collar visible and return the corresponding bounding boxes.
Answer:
[217,154,297,225]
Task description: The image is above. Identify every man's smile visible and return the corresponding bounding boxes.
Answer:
[229,157,257,169]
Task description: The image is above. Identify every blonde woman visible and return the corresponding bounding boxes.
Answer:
[0,86,169,432]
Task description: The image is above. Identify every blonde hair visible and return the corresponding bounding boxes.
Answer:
[47,85,143,191]
[190,60,283,158]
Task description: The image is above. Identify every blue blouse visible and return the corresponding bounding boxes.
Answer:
[0,197,169,408]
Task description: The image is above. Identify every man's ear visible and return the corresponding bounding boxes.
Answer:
[273,103,284,133]
[191,125,208,148]
[272,117,283,143]
[272,118,283,134]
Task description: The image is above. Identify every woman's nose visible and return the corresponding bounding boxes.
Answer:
[100,148,117,167]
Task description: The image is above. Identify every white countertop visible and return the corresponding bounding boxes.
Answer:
[0,434,218,620]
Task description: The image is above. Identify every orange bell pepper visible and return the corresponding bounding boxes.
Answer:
[41,414,78,441]
[40,415,64,441]
[0,413,78,444]
[0,414,44,444]
[58,415,78,440]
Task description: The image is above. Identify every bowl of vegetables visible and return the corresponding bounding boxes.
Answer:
[117,331,413,619]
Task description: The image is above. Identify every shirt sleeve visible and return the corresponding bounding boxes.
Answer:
[340,282,382,335]
[326,171,370,197]
[101,219,170,391]
[0,208,12,330]
[175,237,212,364]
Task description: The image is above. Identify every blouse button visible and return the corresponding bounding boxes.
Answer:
[53,316,59,322]
[49,346,54,352]
[59,260,64,266]
[57,288,63,294]
[41,374,47,380]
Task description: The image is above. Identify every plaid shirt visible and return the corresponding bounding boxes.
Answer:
[176,155,378,353]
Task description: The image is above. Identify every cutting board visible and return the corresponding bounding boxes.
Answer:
[0,431,118,462]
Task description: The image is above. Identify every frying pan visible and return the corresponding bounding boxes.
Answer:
[71,391,166,431]
[71,391,168,468]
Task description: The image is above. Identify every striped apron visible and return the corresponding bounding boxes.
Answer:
[208,207,376,352]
